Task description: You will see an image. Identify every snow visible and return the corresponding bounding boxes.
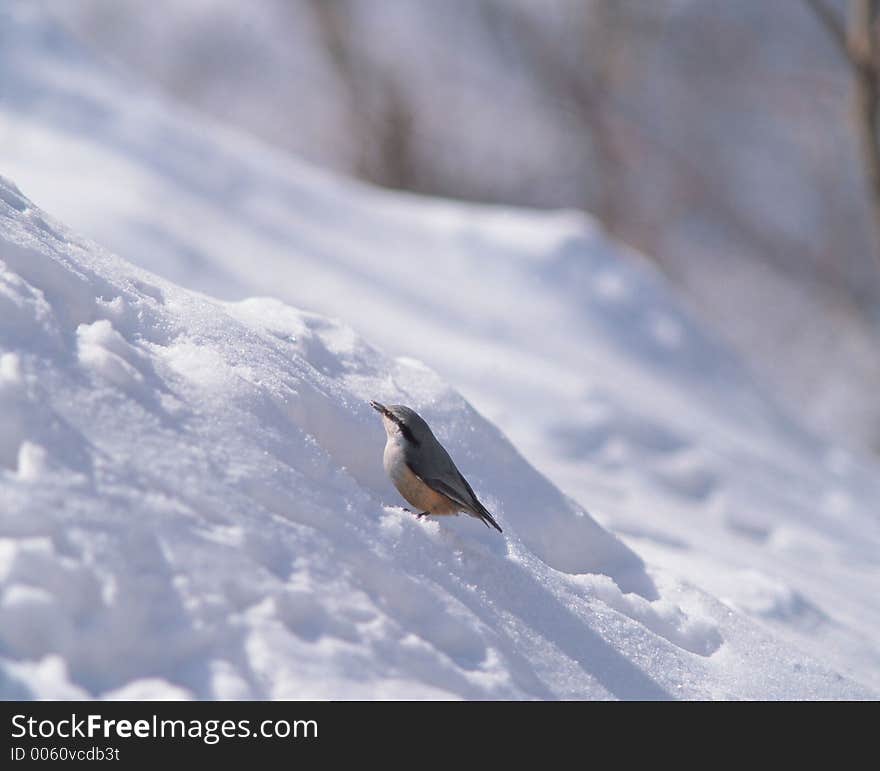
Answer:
[45,0,880,454]
[1,5,879,699]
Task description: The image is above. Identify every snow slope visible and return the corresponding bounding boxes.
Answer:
[2,175,873,700]
[1,5,879,698]
[46,0,880,454]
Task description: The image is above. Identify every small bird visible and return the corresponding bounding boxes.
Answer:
[370,401,502,533]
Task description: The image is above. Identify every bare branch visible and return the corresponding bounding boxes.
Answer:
[851,0,880,69]
[803,0,852,61]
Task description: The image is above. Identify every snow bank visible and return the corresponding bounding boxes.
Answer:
[2,5,878,698]
[3,177,872,699]
[0,176,644,698]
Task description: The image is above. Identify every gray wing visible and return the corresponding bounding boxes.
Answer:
[419,473,503,533]
[404,443,503,533]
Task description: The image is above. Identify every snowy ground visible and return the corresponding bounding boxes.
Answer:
[1,4,879,699]
[46,0,880,455]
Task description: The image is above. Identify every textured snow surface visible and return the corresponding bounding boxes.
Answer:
[1,5,879,699]
[1,176,873,700]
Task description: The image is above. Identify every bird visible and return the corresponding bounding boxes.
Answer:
[370,400,503,533]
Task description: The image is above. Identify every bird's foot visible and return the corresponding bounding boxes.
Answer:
[416,511,431,520]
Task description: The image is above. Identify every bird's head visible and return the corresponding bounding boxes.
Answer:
[370,401,428,447]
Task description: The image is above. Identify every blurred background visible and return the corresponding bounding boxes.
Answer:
[44,0,880,454]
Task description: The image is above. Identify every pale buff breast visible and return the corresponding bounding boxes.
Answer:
[384,439,461,515]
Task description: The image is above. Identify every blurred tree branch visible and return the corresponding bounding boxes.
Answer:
[804,0,880,272]
[307,0,415,190]
[804,0,850,55]
[482,1,835,286]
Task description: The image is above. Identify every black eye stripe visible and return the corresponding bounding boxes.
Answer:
[399,424,420,447]
[390,414,421,447]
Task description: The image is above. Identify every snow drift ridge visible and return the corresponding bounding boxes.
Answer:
[0,175,739,699]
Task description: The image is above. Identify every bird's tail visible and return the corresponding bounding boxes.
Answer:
[472,500,503,533]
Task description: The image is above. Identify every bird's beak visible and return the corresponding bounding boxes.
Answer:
[369,400,386,414]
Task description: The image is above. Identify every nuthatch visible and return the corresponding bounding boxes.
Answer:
[370,401,503,533]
